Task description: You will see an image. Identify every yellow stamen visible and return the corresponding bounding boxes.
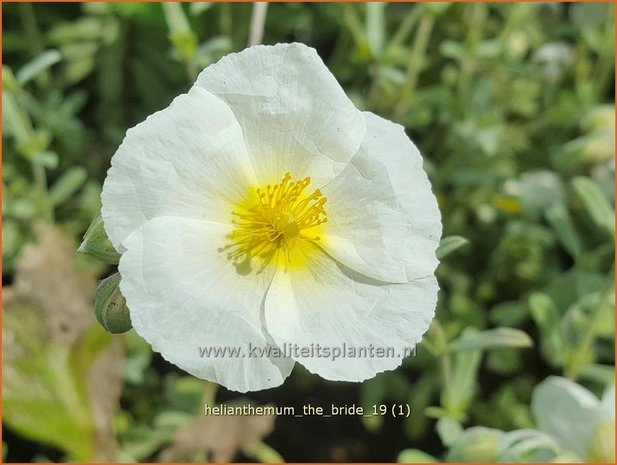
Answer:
[223,172,327,272]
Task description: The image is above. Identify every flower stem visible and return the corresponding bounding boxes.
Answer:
[18,2,44,57]
[457,3,487,113]
[593,4,615,103]
[394,13,434,118]
[248,2,268,47]
[32,162,54,223]
[201,380,217,407]
[219,3,232,39]
[387,6,422,52]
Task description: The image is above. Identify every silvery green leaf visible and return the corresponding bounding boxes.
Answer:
[499,429,561,462]
[446,427,503,462]
[443,329,482,416]
[397,448,437,463]
[78,213,120,264]
[16,50,62,85]
[580,364,615,388]
[436,235,469,259]
[448,328,533,352]
[545,203,583,259]
[436,417,463,446]
[531,376,601,459]
[2,90,30,143]
[572,177,615,238]
[49,166,87,206]
[528,293,565,365]
[518,170,564,220]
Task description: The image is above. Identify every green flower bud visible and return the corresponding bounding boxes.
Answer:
[78,213,121,264]
[95,272,132,334]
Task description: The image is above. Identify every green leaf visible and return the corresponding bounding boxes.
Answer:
[162,2,192,34]
[16,129,52,160]
[2,90,32,143]
[436,235,469,259]
[545,203,584,259]
[397,448,437,463]
[443,329,482,416]
[163,3,197,61]
[170,32,198,62]
[518,170,564,220]
[436,417,463,446]
[2,65,19,92]
[529,292,564,362]
[424,406,448,419]
[499,429,561,462]
[580,364,616,387]
[32,151,59,169]
[572,177,615,238]
[16,50,62,85]
[78,213,121,264]
[49,166,88,206]
[446,427,503,462]
[448,328,533,352]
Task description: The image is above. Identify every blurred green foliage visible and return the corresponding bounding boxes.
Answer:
[2,2,615,462]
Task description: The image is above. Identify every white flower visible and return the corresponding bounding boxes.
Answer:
[101,43,441,392]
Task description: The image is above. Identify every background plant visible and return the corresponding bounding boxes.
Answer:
[2,2,614,462]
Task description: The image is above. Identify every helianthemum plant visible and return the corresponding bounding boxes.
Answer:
[94,43,441,392]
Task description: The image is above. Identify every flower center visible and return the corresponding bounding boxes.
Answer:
[224,172,328,272]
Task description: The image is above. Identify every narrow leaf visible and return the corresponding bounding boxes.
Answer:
[436,235,469,259]
[16,50,62,85]
[572,176,615,238]
[546,203,584,258]
[449,328,533,352]
[49,166,88,206]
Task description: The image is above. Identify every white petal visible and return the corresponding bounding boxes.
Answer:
[320,111,442,283]
[196,43,366,186]
[264,243,438,381]
[119,216,294,392]
[101,86,255,252]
